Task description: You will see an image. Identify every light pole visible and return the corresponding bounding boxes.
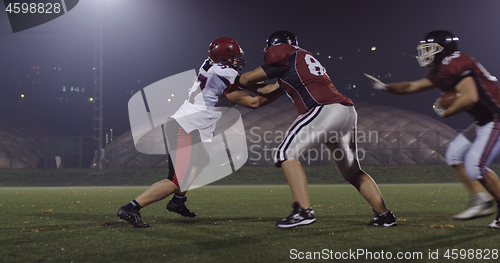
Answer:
[93,0,104,169]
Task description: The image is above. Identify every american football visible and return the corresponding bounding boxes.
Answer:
[439,91,458,109]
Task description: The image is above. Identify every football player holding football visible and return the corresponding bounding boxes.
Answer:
[238,30,396,228]
[365,30,500,228]
[117,37,284,227]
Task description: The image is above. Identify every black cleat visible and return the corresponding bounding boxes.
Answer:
[166,197,197,218]
[367,210,397,227]
[276,202,316,228]
[117,206,150,228]
[489,204,500,228]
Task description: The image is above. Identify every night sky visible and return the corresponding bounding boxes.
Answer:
[1,0,500,137]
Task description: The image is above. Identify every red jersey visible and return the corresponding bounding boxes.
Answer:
[262,44,353,114]
[426,52,500,124]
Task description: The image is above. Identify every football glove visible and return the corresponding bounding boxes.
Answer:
[364,73,388,91]
[433,98,445,117]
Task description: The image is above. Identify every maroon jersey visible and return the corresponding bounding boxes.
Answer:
[262,44,353,114]
[426,52,500,125]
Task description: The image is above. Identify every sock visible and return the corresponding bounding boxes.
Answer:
[171,194,186,205]
[123,200,142,211]
[375,210,390,216]
[475,192,490,203]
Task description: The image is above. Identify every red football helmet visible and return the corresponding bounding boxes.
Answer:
[208,37,245,71]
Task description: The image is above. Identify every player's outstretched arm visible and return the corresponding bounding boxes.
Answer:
[364,73,389,91]
[253,82,281,95]
[364,73,434,94]
[226,83,284,110]
[239,67,270,87]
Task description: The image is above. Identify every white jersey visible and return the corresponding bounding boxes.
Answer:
[171,59,238,142]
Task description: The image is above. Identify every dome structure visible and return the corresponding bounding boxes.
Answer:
[103,97,458,167]
[0,115,54,168]
[355,102,457,165]
[102,130,169,168]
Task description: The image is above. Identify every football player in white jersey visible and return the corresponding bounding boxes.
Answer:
[117,37,284,227]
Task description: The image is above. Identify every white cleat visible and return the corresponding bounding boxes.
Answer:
[451,200,495,220]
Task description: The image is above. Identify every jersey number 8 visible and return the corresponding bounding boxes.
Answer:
[304,54,326,76]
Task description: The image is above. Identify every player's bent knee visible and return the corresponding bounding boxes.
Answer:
[445,153,463,167]
[445,146,464,167]
[464,163,485,181]
[168,177,180,188]
[341,166,364,181]
[445,133,470,167]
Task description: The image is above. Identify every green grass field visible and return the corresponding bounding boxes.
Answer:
[1,184,499,263]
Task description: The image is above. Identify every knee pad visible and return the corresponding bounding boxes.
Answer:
[445,133,470,167]
[464,149,490,180]
[464,161,488,181]
[446,149,462,167]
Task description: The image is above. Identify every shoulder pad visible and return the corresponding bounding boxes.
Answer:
[210,64,239,83]
[264,44,297,66]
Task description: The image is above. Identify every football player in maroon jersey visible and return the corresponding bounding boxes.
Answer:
[365,30,500,228]
[238,31,396,228]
